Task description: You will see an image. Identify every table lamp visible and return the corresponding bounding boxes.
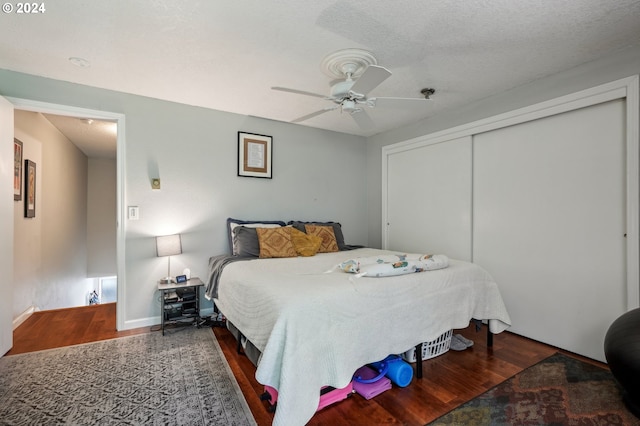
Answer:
[156,234,182,283]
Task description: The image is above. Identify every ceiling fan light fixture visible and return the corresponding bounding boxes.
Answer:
[273,49,425,130]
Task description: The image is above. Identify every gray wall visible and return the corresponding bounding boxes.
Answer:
[0,69,367,329]
[14,110,93,314]
[367,45,640,248]
[87,158,117,277]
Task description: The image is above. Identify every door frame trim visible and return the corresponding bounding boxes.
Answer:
[8,97,127,330]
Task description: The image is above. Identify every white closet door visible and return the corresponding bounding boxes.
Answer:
[386,136,472,260]
[473,99,626,362]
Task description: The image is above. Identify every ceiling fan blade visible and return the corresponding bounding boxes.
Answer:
[272,86,327,99]
[349,65,392,96]
[371,97,432,108]
[350,109,375,130]
[291,106,339,123]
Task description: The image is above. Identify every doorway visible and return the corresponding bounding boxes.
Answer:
[9,97,126,330]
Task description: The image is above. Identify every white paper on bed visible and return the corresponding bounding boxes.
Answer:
[214,248,511,426]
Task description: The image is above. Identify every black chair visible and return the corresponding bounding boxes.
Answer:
[604,307,640,418]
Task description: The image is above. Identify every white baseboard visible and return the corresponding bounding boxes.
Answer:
[121,307,215,331]
[13,305,39,330]
[121,316,158,331]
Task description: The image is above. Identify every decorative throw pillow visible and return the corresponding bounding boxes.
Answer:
[288,227,323,257]
[256,227,297,258]
[304,225,339,253]
[288,221,347,250]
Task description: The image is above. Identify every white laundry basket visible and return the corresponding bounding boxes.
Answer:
[402,330,453,362]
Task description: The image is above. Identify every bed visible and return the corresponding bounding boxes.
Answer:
[206,219,511,426]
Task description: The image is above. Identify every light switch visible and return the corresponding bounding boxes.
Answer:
[128,206,139,220]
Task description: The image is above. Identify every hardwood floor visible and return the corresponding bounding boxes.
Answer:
[6,304,607,425]
[6,303,152,355]
[213,325,608,426]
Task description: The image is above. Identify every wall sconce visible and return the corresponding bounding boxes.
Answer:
[156,234,182,283]
[151,178,161,190]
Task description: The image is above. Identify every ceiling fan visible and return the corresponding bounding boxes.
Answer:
[272,48,433,129]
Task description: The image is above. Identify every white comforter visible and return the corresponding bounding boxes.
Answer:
[214,248,511,426]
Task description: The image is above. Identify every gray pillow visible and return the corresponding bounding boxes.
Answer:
[226,217,286,254]
[232,226,261,257]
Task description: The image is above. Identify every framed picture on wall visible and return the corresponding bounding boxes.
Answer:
[14,139,23,201]
[24,159,36,218]
[238,131,272,179]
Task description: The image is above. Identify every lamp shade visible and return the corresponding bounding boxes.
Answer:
[156,234,182,257]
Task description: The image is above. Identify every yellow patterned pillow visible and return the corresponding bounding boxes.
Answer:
[289,227,323,257]
[304,225,339,253]
[256,227,297,258]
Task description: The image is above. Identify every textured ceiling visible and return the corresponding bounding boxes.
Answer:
[1,0,640,142]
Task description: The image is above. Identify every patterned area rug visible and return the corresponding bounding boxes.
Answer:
[0,328,256,425]
[430,352,639,426]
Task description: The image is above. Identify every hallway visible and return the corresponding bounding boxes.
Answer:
[6,303,151,355]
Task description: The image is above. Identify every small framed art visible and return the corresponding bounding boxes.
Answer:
[238,132,272,179]
[24,159,36,218]
[14,139,23,201]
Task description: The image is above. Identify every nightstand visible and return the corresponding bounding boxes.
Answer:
[158,277,204,335]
